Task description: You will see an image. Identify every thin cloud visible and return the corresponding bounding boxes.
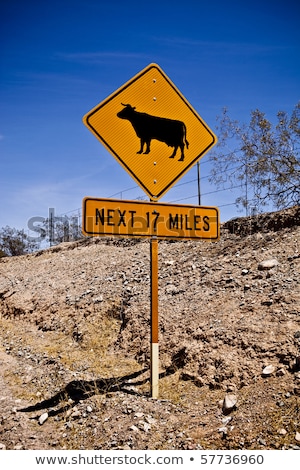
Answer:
[151,36,288,55]
[56,51,150,64]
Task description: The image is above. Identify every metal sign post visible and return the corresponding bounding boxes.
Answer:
[150,235,159,398]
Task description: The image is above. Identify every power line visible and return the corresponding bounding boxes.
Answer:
[54,180,246,220]
[169,184,244,203]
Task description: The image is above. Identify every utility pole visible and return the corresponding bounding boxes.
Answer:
[197,162,201,205]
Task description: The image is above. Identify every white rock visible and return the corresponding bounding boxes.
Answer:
[38,412,49,425]
[222,416,232,425]
[222,394,237,413]
[278,428,287,435]
[262,365,276,376]
[145,415,156,424]
[258,259,279,270]
[141,422,151,432]
[295,432,300,442]
[129,425,139,432]
[218,426,228,433]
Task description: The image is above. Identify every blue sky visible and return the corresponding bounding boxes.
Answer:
[1,0,299,234]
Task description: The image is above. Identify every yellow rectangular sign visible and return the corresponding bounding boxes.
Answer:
[82,198,220,241]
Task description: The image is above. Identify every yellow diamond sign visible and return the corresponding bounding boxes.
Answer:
[83,63,217,200]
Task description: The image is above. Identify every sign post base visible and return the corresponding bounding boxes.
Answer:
[151,343,159,399]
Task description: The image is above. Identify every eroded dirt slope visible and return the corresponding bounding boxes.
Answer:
[0,206,299,450]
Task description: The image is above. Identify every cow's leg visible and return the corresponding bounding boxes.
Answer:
[169,146,178,159]
[143,139,151,154]
[137,139,145,154]
[178,144,185,161]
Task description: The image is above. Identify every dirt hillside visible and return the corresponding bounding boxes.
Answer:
[0,206,299,450]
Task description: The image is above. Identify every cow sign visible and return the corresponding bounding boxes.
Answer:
[83,63,217,200]
[117,104,189,162]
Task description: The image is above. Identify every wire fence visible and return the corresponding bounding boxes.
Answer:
[36,187,260,248]
[26,154,277,246]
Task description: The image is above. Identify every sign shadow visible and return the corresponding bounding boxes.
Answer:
[17,352,186,418]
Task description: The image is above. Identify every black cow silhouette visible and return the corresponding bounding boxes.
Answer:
[117,104,189,161]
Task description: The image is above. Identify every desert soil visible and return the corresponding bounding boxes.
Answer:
[0,206,299,450]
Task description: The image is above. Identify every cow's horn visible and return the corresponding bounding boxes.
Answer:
[121,103,130,107]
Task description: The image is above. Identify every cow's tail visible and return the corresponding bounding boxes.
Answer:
[183,123,189,149]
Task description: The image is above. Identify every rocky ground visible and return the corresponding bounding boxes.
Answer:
[0,206,299,450]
